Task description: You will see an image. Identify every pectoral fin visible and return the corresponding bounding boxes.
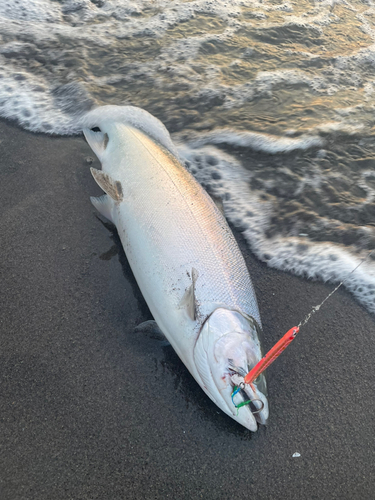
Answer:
[90,167,123,202]
[179,268,199,321]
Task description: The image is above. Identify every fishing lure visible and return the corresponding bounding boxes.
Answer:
[231,249,374,411]
[244,326,299,385]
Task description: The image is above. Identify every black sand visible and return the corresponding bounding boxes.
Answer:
[1,119,374,499]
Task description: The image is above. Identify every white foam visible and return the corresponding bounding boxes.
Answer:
[0,69,80,134]
[160,26,236,63]
[194,68,342,112]
[180,129,325,154]
[0,61,94,134]
[0,0,373,136]
[253,69,339,97]
[313,120,365,136]
[0,0,61,22]
[177,143,375,314]
[0,1,253,134]
[239,0,294,13]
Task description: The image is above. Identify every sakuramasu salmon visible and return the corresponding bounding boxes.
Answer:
[82,105,269,431]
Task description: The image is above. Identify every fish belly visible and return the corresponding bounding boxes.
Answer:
[105,124,260,370]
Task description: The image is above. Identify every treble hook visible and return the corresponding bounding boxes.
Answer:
[231,385,265,415]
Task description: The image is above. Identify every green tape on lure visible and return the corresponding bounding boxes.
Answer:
[231,385,264,416]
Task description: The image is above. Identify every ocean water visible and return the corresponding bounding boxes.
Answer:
[1,0,375,313]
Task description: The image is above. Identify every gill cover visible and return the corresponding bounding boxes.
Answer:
[193,308,269,431]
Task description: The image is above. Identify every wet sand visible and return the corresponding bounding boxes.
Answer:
[1,118,374,500]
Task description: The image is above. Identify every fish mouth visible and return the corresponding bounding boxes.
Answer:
[230,382,265,417]
[228,367,269,426]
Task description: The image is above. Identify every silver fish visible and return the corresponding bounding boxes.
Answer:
[82,105,268,431]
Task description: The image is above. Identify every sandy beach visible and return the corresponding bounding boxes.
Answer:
[1,117,374,499]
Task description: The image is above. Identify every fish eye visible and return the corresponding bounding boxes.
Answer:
[90,127,109,148]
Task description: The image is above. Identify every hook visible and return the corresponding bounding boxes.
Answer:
[231,385,265,414]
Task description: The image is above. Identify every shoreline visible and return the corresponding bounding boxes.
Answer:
[1,117,374,499]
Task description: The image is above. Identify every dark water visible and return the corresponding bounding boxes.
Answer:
[1,0,375,311]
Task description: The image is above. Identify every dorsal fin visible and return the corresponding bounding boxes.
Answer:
[179,268,199,321]
[90,167,123,202]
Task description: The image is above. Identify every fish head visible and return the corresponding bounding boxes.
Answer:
[193,307,268,431]
[82,105,180,163]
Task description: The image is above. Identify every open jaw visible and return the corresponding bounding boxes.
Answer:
[193,307,269,432]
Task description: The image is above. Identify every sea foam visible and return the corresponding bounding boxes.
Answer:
[181,129,325,154]
[178,142,375,314]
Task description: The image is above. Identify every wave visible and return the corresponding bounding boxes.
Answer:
[178,142,375,314]
[1,0,375,315]
[180,128,325,154]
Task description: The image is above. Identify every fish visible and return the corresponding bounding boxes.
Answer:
[82,105,269,431]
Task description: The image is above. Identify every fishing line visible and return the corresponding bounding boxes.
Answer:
[231,248,374,408]
[298,249,374,329]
